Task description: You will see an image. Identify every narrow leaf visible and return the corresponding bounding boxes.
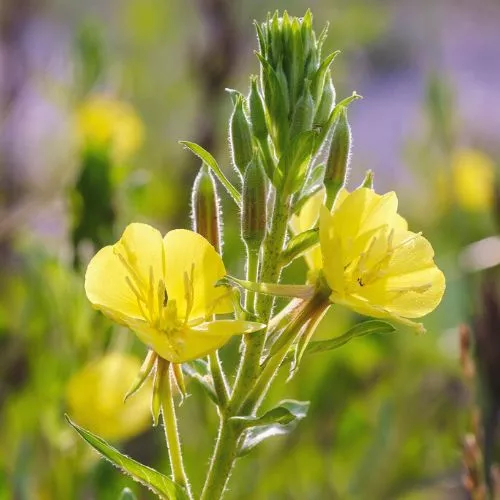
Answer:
[179,141,241,206]
[236,400,310,457]
[302,320,395,356]
[66,416,188,500]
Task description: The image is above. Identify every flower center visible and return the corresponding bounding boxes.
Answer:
[114,243,196,336]
[343,229,431,297]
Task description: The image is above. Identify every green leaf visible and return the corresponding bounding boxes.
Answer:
[280,228,319,266]
[302,320,395,355]
[119,487,138,500]
[66,416,188,500]
[179,141,241,207]
[236,400,310,457]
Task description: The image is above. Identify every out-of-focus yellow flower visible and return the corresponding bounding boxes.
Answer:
[66,353,151,441]
[319,188,445,332]
[289,189,324,278]
[85,224,262,362]
[452,148,495,212]
[76,95,144,161]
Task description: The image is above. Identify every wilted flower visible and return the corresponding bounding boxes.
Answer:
[76,95,144,161]
[319,188,445,332]
[85,223,262,363]
[66,353,151,441]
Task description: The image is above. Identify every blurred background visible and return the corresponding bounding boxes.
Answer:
[1,0,500,498]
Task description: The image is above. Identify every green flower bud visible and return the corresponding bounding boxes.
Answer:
[314,77,335,127]
[229,95,253,176]
[241,159,267,247]
[192,164,221,252]
[249,76,268,141]
[324,106,351,209]
[289,82,314,139]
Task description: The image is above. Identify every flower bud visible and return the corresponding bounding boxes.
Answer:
[229,95,253,176]
[314,78,335,128]
[289,82,314,139]
[324,106,351,209]
[241,159,267,247]
[249,76,268,141]
[191,165,221,252]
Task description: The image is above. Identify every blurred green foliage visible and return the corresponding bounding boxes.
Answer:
[1,0,499,498]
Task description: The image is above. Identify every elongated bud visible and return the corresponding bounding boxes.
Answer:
[241,159,267,247]
[191,164,221,252]
[324,106,351,209]
[314,78,335,127]
[249,76,268,141]
[289,82,314,139]
[151,357,169,426]
[230,95,253,175]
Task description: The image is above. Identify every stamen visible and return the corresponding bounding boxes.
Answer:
[157,279,166,328]
[126,276,149,320]
[183,264,195,324]
[115,249,146,293]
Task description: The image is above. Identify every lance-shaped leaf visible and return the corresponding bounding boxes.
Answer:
[280,228,319,266]
[66,416,188,500]
[290,320,395,359]
[235,400,310,457]
[179,141,241,207]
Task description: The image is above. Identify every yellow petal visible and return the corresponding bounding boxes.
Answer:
[163,229,232,320]
[319,206,345,294]
[85,245,144,321]
[133,320,263,363]
[66,353,152,441]
[290,189,325,234]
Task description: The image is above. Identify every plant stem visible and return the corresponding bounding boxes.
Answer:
[161,365,192,498]
[200,419,239,500]
[230,193,291,411]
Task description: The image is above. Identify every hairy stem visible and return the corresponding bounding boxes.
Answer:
[161,365,192,498]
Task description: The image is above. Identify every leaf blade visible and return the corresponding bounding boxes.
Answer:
[66,416,188,500]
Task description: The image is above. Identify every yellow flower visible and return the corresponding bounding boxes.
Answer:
[76,95,144,161]
[289,189,325,276]
[66,353,151,441]
[319,188,445,332]
[452,148,495,212]
[85,223,262,362]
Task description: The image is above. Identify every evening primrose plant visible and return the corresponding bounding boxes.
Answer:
[67,11,445,499]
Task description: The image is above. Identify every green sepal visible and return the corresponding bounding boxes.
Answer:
[289,81,314,140]
[249,76,268,141]
[179,141,241,207]
[66,416,188,500]
[234,400,310,457]
[359,169,374,189]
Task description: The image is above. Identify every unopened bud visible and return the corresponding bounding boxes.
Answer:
[324,106,351,209]
[249,76,268,141]
[289,82,314,139]
[229,95,254,175]
[241,159,267,247]
[192,165,221,252]
[314,78,335,128]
